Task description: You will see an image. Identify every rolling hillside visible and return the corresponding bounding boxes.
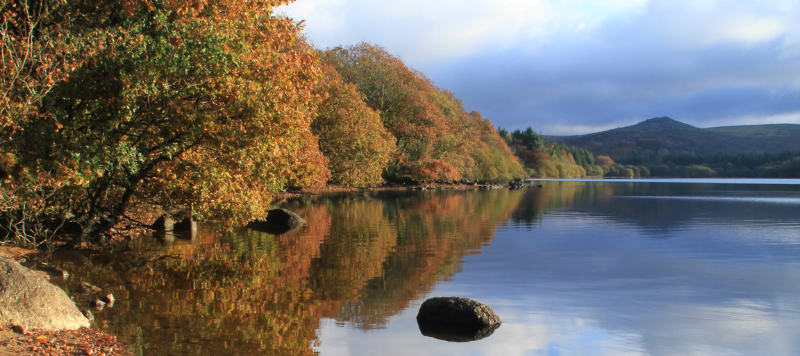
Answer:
[546,117,800,158]
[706,124,800,138]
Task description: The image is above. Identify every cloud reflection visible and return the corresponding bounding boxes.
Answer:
[314,188,800,355]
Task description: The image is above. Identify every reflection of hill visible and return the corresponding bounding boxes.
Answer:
[512,181,800,236]
[38,189,525,355]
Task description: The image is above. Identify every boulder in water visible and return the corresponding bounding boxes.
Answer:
[246,208,306,234]
[417,297,501,327]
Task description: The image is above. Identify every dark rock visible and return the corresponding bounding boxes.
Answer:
[416,297,501,327]
[100,294,115,307]
[76,281,101,294]
[418,321,501,342]
[11,324,25,334]
[173,217,197,232]
[0,258,90,331]
[152,212,195,233]
[537,184,543,188]
[246,208,306,235]
[151,214,173,231]
[90,299,106,309]
[509,180,526,189]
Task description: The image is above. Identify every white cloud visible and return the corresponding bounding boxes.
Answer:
[643,1,795,49]
[278,0,800,133]
[278,0,650,64]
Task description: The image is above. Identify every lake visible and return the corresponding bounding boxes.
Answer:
[38,179,800,355]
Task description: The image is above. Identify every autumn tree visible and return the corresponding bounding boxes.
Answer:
[0,0,86,136]
[595,155,615,166]
[502,126,593,178]
[467,111,526,182]
[320,43,524,183]
[1,0,327,247]
[312,63,395,187]
[320,43,458,181]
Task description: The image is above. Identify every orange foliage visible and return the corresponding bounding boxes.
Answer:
[321,44,453,179]
[409,159,461,182]
[596,155,616,165]
[312,64,396,187]
[321,43,524,182]
[1,0,328,244]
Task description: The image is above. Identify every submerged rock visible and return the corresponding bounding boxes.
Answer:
[76,281,101,294]
[36,266,69,279]
[246,208,306,235]
[416,297,501,327]
[100,294,115,307]
[90,299,106,310]
[0,258,90,331]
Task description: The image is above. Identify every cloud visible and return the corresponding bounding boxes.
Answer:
[279,0,649,63]
[280,0,800,134]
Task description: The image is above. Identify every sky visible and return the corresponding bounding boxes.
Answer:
[277,0,800,135]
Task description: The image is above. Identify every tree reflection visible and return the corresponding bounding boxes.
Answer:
[39,189,526,355]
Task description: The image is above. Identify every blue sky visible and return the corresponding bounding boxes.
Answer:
[278,0,800,135]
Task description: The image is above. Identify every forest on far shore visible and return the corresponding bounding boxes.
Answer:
[535,117,800,179]
[501,126,800,179]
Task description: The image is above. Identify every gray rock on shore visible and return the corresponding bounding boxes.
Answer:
[0,258,90,331]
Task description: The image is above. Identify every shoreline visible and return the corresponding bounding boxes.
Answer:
[280,181,527,197]
[0,181,529,355]
[0,327,131,356]
[0,247,132,356]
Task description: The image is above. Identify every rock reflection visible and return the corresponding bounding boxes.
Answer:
[417,322,501,342]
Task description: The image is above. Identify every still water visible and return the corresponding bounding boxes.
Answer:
[37,179,800,355]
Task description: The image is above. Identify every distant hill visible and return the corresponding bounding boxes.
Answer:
[545,117,800,158]
[706,124,800,138]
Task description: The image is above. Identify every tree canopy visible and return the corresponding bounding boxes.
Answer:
[320,43,524,183]
[1,5,528,247]
[1,0,326,246]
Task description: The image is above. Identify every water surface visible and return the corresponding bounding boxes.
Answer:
[36,180,800,355]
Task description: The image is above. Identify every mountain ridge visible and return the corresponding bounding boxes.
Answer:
[545,117,800,158]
